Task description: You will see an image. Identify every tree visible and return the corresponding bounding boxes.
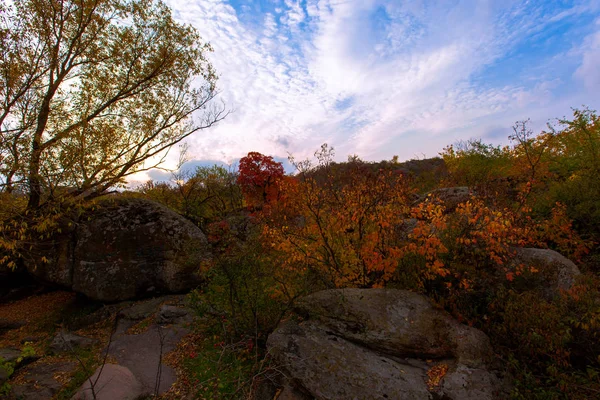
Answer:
[237,152,284,209]
[140,164,242,228]
[263,147,414,288]
[0,0,226,211]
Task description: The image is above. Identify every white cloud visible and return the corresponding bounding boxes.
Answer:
[147,0,600,174]
[574,21,600,90]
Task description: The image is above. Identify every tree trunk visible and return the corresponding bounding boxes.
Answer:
[27,95,52,211]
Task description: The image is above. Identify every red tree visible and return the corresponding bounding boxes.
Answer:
[237,152,285,208]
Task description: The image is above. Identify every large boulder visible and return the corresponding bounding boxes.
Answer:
[294,289,493,367]
[511,247,581,296]
[26,197,210,301]
[268,289,509,399]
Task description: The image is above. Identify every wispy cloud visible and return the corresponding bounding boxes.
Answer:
[143,0,600,178]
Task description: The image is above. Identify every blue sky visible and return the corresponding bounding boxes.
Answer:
[136,0,600,182]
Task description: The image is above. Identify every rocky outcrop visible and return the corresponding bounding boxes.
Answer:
[3,295,193,399]
[50,332,97,354]
[26,197,210,301]
[72,364,144,400]
[9,361,77,400]
[511,247,581,296]
[416,187,473,213]
[267,289,509,399]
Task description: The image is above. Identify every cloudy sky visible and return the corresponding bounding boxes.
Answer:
[143,0,600,180]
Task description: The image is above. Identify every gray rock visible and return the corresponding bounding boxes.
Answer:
[0,347,21,363]
[10,361,77,400]
[157,304,193,325]
[295,289,493,367]
[0,347,40,376]
[268,320,431,400]
[417,187,473,213]
[269,289,508,399]
[277,384,315,400]
[512,247,581,295]
[396,218,418,241]
[20,336,44,344]
[441,365,506,400]
[26,197,211,301]
[119,297,166,321]
[50,332,97,353]
[72,364,144,400]
[109,323,189,395]
[69,303,129,331]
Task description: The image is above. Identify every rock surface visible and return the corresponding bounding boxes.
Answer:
[72,364,144,400]
[0,364,8,386]
[417,187,473,213]
[50,331,97,353]
[512,247,581,295]
[108,296,192,396]
[109,323,189,395]
[294,289,493,367]
[0,347,21,363]
[268,289,508,400]
[26,197,210,301]
[9,361,77,400]
[3,295,193,399]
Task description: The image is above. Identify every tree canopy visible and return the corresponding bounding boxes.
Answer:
[0,0,226,210]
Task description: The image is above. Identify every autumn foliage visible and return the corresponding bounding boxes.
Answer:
[237,152,285,209]
[263,155,412,288]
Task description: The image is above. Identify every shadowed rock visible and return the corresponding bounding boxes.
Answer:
[268,289,509,400]
[50,332,97,354]
[9,361,77,400]
[294,289,493,367]
[72,364,143,400]
[416,187,473,213]
[26,197,210,301]
[512,247,581,296]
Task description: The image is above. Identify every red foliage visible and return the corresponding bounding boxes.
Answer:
[237,152,285,208]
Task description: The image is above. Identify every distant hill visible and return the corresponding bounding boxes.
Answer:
[299,157,447,192]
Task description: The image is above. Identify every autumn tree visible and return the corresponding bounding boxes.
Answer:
[0,0,226,211]
[139,164,242,228]
[237,152,284,209]
[263,146,414,288]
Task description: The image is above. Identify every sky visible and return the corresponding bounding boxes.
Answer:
[140,0,600,182]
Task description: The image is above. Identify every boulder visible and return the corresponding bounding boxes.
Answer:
[512,248,581,295]
[396,218,418,241]
[157,304,193,325]
[268,289,508,399]
[118,297,166,321]
[294,289,493,367]
[26,197,210,301]
[50,332,97,354]
[268,320,431,399]
[72,364,143,400]
[416,187,473,213]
